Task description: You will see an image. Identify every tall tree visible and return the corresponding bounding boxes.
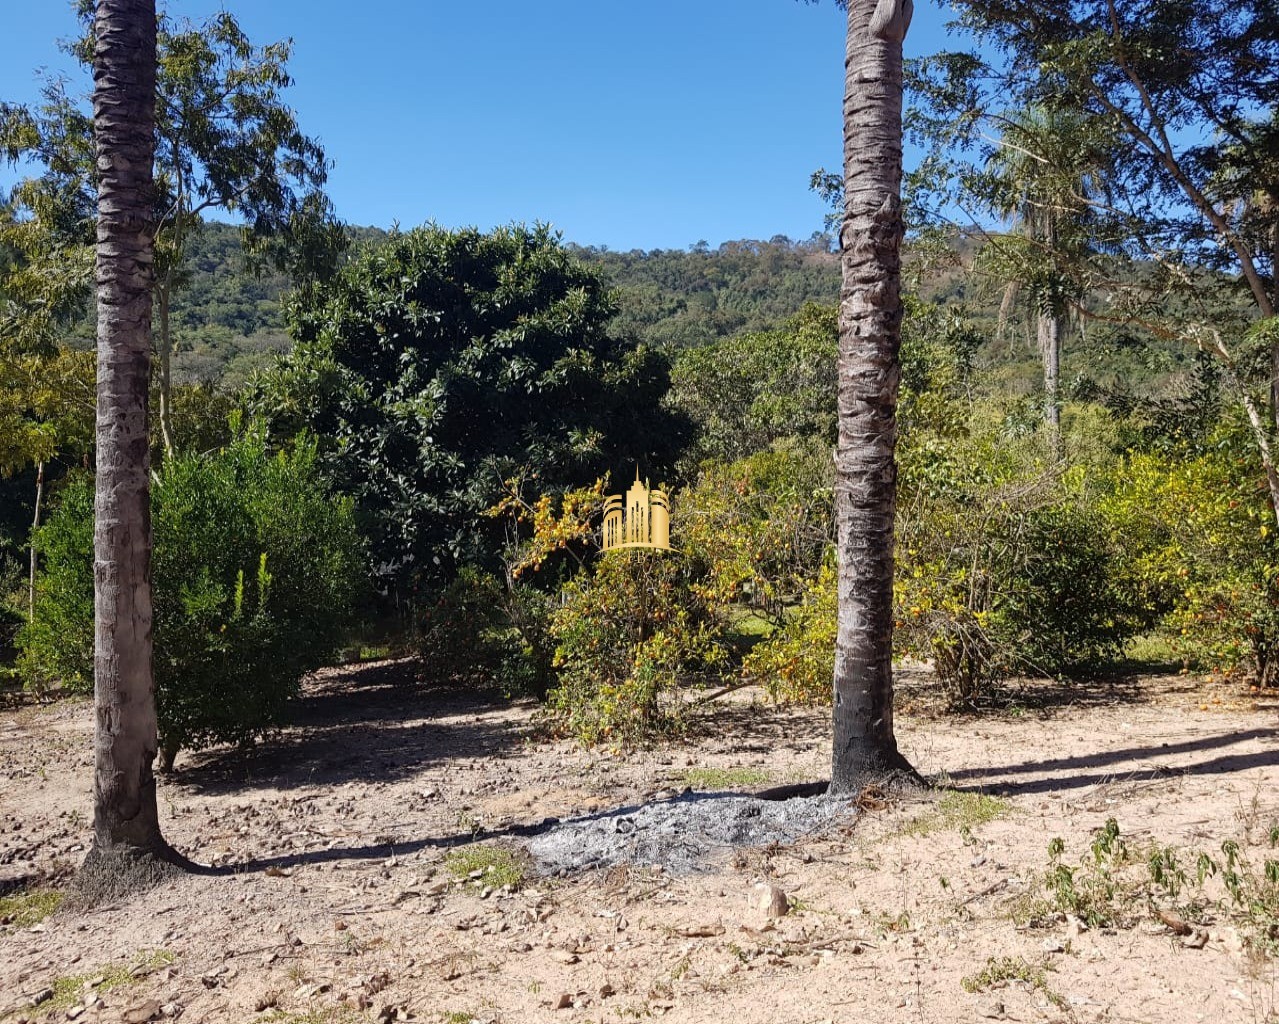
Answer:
[257,224,687,602]
[1205,109,1279,421]
[908,0,1279,520]
[829,0,919,793]
[1,151,98,623]
[981,106,1110,454]
[2,7,339,457]
[81,0,176,890]
[0,348,96,617]
[144,10,337,454]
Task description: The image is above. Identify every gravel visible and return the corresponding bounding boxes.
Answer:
[523,790,855,876]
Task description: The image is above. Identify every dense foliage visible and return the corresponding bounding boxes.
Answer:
[255,224,689,597]
[666,305,838,468]
[479,295,1248,741]
[6,0,1279,756]
[572,236,839,349]
[1107,434,1279,687]
[20,429,363,762]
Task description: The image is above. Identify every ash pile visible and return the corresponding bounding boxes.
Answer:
[524,790,854,876]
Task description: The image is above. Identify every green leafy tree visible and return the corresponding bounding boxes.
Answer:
[0,348,95,617]
[256,223,690,599]
[572,236,839,350]
[978,106,1112,452]
[2,89,98,608]
[667,304,838,468]
[1205,109,1279,421]
[909,0,1279,519]
[2,5,341,456]
[144,9,338,453]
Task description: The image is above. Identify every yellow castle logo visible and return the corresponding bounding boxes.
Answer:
[602,471,671,552]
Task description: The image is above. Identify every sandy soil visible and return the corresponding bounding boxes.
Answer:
[2,662,1279,1024]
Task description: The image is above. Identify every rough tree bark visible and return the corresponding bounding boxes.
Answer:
[79,0,179,896]
[1271,219,1279,434]
[830,0,920,793]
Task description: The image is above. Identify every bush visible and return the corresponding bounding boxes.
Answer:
[1104,440,1279,684]
[895,434,1139,697]
[17,484,94,691]
[417,567,555,698]
[744,432,1141,704]
[547,550,729,746]
[0,553,25,694]
[0,552,28,661]
[20,427,364,762]
[492,477,738,744]
[743,561,837,703]
[677,442,833,623]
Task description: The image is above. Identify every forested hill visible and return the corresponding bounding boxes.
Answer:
[163,222,387,387]
[164,225,846,384]
[164,222,1191,397]
[570,238,840,349]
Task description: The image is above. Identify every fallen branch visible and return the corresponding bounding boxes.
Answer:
[690,679,758,706]
[955,877,1010,909]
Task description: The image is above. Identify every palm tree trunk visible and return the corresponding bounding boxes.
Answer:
[830,0,919,794]
[81,0,176,894]
[1038,307,1062,457]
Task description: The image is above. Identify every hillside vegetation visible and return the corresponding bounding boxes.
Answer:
[155,222,1195,402]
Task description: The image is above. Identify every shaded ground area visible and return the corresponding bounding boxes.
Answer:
[178,662,524,794]
[3,661,1279,1024]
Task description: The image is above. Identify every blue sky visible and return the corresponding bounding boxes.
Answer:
[2,1,965,251]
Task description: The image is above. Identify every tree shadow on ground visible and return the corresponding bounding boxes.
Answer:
[898,666,1275,719]
[683,698,826,758]
[173,659,529,796]
[912,674,1154,717]
[946,726,1279,797]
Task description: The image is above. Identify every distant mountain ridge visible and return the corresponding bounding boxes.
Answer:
[162,221,1192,400]
[163,224,845,385]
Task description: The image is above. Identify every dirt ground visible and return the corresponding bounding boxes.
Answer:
[3,662,1279,1024]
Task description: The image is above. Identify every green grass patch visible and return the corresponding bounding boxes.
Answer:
[961,951,1064,1007]
[681,765,772,790]
[0,887,64,928]
[256,1011,365,1024]
[722,606,779,659]
[729,611,776,638]
[444,844,527,890]
[901,791,1010,838]
[1121,633,1184,671]
[961,956,1066,1010]
[43,950,174,1012]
